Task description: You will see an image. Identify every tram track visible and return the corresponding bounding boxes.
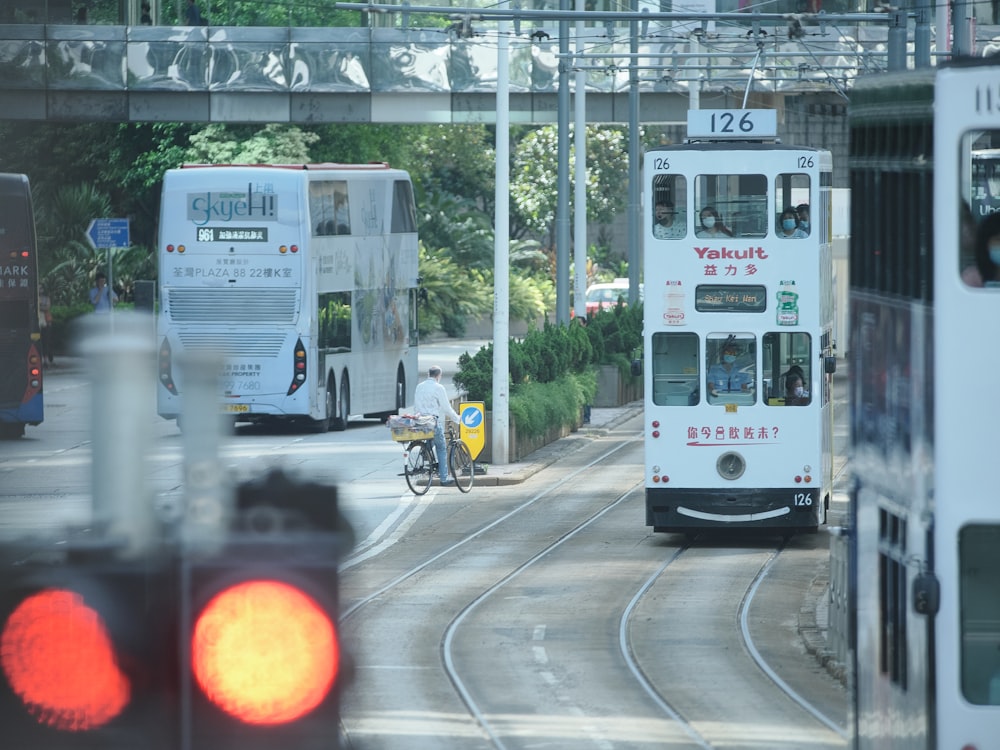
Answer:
[337,420,846,749]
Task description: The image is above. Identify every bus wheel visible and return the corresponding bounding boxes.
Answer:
[332,375,349,432]
[312,378,333,433]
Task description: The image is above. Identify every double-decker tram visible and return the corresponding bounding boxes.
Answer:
[157,163,420,431]
[640,110,836,534]
[0,173,43,439]
[848,57,1000,749]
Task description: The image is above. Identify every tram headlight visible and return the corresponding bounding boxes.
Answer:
[716,452,746,481]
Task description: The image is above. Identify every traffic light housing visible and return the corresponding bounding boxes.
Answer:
[0,471,352,750]
[0,540,177,750]
[180,470,352,750]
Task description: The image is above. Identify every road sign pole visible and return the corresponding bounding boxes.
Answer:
[85,219,130,332]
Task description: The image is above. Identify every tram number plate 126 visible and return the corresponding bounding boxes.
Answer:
[793,492,814,507]
[687,109,777,139]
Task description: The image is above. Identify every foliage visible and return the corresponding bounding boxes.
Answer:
[416,189,494,271]
[184,124,319,164]
[508,371,596,440]
[454,319,599,409]
[583,302,644,376]
[417,244,492,338]
[510,125,630,243]
[168,0,360,27]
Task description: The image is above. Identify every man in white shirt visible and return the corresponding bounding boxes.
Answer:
[652,202,685,239]
[413,365,461,485]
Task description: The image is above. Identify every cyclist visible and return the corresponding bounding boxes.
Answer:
[414,365,461,486]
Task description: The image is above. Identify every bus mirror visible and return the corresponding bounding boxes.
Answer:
[630,358,642,377]
[824,356,837,375]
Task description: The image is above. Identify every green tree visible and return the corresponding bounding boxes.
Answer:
[511,125,630,245]
[36,184,114,307]
[184,123,319,164]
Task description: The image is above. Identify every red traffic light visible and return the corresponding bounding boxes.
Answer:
[0,588,130,731]
[191,579,338,726]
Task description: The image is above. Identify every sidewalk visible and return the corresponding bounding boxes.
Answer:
[475,402,644,487]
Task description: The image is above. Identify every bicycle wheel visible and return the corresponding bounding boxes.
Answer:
[404,441,434,495]
[449,440,475,493]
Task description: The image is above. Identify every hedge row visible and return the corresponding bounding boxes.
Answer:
[453,302,643,439]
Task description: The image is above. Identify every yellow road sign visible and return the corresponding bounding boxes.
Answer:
[459,402,485,460]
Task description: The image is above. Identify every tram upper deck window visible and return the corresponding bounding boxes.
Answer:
[651,332,699,406]
[695,174,767,238]
[774,173,810,238]
[651,173,687,240]
[959,525,1000,705]
[962,132,1000,287]
[706,334,756,406]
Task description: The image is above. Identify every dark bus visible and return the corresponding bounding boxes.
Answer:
[0,173,43,438]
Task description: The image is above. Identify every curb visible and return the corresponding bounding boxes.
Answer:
[798,572,847,686]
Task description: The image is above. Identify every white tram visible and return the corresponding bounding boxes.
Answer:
[848,58,1000,749]
[640,109,836,534]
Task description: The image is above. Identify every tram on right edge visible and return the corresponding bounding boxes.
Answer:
[847,57,1000,749]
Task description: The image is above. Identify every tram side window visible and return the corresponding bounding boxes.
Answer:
[962,131,1000,287]
[651,173,687,240]
[310,181,351,237]
[706,334,756,405]
[762,332,811,405]
[651,332,699,406]
[774,173,810,238]
[695,174,767,238]
[959,525,1000,705]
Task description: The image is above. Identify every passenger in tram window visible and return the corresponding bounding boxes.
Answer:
[972,211,1000,288]
[796,203,810,235]
[778,208,808,238]
[695,206,734,239]
[783,372,810,405]
[653,201,685,239]
[707,342,753,397]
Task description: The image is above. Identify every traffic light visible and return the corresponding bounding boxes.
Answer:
[180,469,353,750]
[0,471,352,750]
[0,540,177,750]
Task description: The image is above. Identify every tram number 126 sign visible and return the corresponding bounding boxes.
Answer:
[687,109,777,139]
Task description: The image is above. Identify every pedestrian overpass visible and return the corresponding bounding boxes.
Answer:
[0,22,909,123]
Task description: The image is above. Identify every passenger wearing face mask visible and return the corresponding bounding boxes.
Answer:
[695,206,734,238]
[795,203,811,235]
[707,342,753,397]
[971,211,1000,288]
[778,208,808,238]
[783,372,810,406]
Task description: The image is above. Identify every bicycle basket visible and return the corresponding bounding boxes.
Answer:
[387,414,436,442]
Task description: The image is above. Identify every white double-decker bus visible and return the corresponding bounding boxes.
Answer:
[156,163,419,431]
[640,110,836,534]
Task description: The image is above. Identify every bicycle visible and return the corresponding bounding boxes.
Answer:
[403,422,475,495]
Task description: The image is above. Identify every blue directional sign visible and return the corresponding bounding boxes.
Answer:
[86,218,130,249]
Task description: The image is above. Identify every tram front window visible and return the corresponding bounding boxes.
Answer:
[762,331,811,405]
[960,525,1000,705]
[651,332,699,406]
[706,334,756,405]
